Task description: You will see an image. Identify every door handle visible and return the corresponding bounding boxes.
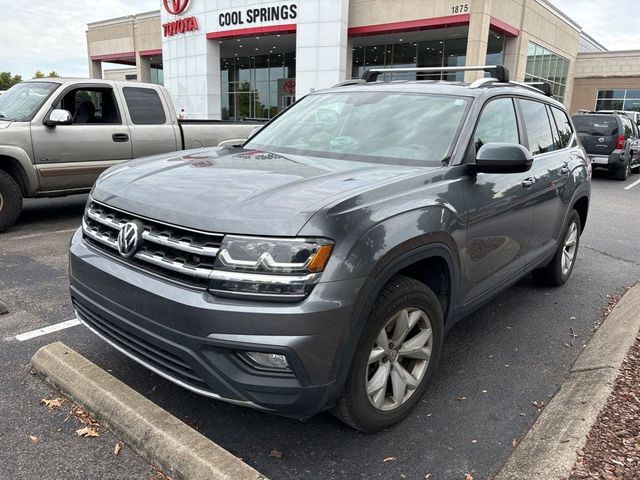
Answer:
[521,177,535,189]
[112,133,129,143]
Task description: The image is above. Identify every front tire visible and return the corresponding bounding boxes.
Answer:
[533,210,581,286]
[333,275,444,432]
[0,170,23,232]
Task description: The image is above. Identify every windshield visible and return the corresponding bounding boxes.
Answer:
[0,82,58,121]
[246,91,470,164]
[572,115,619,136]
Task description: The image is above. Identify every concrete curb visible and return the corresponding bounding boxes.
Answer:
[494,284,640,480]
[32,342,267,480]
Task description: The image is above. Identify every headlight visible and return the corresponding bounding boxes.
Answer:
[209,236,334,300]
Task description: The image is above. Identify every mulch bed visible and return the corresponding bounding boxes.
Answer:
[567,333,640,479]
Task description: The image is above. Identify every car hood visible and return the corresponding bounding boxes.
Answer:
[92,147,438,235]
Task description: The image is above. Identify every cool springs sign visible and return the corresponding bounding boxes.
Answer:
[162,0,199,37]
[218,3,297,28]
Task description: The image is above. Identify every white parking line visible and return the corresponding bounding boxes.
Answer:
[14,318,81,342]
[624,178,640,190]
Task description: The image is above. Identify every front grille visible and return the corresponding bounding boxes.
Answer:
[74,300,213,393]
[82,200,224,288]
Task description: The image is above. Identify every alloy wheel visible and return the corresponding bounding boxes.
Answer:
[365,307,433,411]
[561,221,578,276]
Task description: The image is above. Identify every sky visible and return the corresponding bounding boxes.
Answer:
[0,0,638,80]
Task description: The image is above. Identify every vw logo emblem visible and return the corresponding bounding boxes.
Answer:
[117,222,142,258]
[598,137,605,143]
[163,0,190,15]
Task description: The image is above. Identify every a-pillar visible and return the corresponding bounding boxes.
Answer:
[89,59,102,79]
[136,53,151,83]
[295,0,349,97]
[464,0,493,83]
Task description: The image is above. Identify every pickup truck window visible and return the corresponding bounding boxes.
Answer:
[474,98,519,151]
[246,91,469,163]
[0,81,57,122]
[55,87,121,124]
[123,87,166,125]
[518,99,556,155]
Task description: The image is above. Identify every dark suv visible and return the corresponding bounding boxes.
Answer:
[70,65,591,432]
[572,112,640,180]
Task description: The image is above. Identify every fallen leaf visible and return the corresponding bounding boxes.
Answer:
[76,426,100,438]
[114,441,123,456]
[383,456,397,463]
[532,400,545,411]
[512,438,518,448]
[269,449,283,459]
[465,474,474,480]
[29,435,39,444]
[41,397,65,409]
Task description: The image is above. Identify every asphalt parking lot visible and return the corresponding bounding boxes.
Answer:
[1,174,639,480]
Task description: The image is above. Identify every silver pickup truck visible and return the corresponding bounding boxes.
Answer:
[0,78,262,231]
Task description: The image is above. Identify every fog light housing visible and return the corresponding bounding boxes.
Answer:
[240,351,291,371]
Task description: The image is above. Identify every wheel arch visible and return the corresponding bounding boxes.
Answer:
[571,195,589,233]
[0,149,37,196]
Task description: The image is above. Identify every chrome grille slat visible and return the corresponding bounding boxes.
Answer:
[82,200,223,287]
[134,251,215,279]
[142,230,219,256]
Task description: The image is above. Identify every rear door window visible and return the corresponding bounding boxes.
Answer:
[518,99,556,155]
[122,87,166,125]
[572,116,619,136]
[551,107,573,149]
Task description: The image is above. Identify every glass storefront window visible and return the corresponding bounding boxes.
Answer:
[525,42,569,103]
[595,89,640,112]
[221,52,296,120]
[351,31,504,82]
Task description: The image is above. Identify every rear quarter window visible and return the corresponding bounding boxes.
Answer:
[572,116,619,136]
[122,87,166,125]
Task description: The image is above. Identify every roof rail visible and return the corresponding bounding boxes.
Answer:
[509,81,553,97]
[332,79,367,88]
[362,65,510,83]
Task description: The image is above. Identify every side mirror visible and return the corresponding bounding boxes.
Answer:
[468,143,533,174]
[44,109,73,127]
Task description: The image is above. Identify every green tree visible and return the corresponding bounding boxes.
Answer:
[0,71,22,90]
[33,70,45,79]
[47,71,59,78]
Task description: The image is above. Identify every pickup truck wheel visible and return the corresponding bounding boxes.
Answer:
[533,210,581,287]
[0,170,23,232]
[333,275,443,432]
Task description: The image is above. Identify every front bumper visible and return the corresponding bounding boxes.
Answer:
[69,228,363,416]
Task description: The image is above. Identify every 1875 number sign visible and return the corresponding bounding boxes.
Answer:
[451,4,469,13]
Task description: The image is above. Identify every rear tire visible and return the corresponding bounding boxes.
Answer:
[532,210,581,287]
[614,159,631,180]
[333,275,444,432]
[0,170,23,232]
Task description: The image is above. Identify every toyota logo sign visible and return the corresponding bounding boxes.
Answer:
[164,0,190,15]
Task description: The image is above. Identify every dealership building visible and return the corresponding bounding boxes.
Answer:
[86,0,640,120]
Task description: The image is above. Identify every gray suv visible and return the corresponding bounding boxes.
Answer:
[70,65,591,432]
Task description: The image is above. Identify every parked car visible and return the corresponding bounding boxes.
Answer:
[70,65,591,432]
[572,112,640,180]
[0,79,262,231]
